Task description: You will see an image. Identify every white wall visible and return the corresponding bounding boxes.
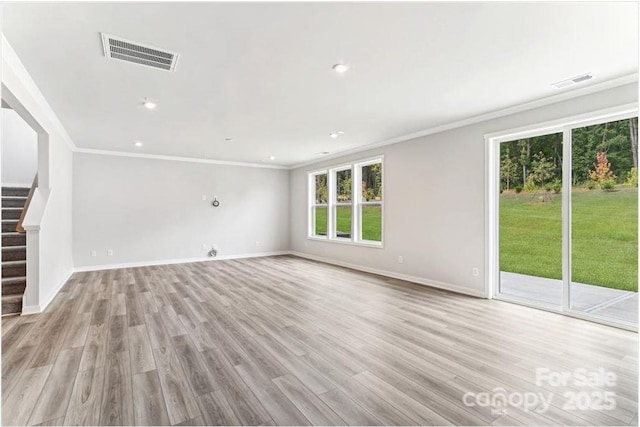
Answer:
[2,36,75,312]
[1,107,37,186]
[289,83,638,297]
[0,108,38,187]
[73,153,290,268]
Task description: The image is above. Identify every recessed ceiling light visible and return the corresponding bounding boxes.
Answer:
[317,151,330,155]
[269,155,276,160]
[329,131,344,138]
[142,99,157,110]
[225,137,233,142]
[134,141,143,147]
[332,63,349,73]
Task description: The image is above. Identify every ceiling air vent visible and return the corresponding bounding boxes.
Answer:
[101,33,179,72]
[551,73,593,89]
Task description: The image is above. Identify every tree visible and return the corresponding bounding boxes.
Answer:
[572,125,600,184]
[572,119,632,184]
[498,119,634,189]
[518,139,530,185]
[500,147,518,190]
[630,117,638,169]
[362,163,382,199]
[589,151,616,185]
[372,163,382,198]
[530,152,556,189]
[315,174,327,203]
[340,177,352,201]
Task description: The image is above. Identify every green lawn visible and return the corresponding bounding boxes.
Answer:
[500,187,638,291]
[315,205,382,241]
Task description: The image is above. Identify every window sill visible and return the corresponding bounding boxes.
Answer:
[306,236,384,249]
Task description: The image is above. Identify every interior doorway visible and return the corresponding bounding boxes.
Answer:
[1,103,38,315]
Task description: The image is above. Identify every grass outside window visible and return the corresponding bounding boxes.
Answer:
[500,187,638,291]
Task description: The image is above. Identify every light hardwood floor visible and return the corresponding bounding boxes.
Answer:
[2,255,638,426]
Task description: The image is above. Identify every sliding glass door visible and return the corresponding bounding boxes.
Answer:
[499,132,563,308]
[493,112,638,328]
[570,119,638,324]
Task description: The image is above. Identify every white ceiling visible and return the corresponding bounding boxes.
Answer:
[3,2,638,167]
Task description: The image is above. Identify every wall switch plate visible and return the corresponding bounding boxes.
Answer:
[107,249,113,256]
[201,195,207,201]
[91,250,97,257]
[398,256,404,264]
[472,267,479,277]
[256,241,261,247]
[202,243,207,250]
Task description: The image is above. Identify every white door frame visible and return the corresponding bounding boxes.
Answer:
[485,103,638,331]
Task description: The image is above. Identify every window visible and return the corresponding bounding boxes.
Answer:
[359,161,383,242]
[311,172,328,237]
[308,156,383,246]
[334,168,352,239]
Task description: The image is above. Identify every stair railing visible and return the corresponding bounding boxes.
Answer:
[16,174,38,234]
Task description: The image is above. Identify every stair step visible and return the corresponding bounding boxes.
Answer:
[2,220,19,233]
[2,233,26,247]
[2,246,26,262]
[2,277,26,296]
[2,187,30,197]
[2,294,22,315]
[2,261,26,278]
[2,208,22,220]
[2,197,27,208]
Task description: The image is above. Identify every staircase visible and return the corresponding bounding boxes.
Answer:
[2,187,29,315]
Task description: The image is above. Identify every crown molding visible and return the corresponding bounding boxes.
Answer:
[74,148,290,170]
[289,73,639,170]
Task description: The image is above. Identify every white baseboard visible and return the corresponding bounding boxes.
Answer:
[22,269,74,315]
[73,251,290,272]
[290,251,487,298]
[21,304,42,315]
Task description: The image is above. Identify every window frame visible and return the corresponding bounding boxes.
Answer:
[309,170,328,239]
[307,156,384,248]
[356,158,384,244]
[331,164,354,241]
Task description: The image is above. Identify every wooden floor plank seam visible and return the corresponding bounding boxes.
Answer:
[2,255,638,426]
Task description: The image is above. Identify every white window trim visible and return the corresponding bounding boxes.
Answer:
[308,156,384,248]
[331,165,354,241]
[308,170,328,239]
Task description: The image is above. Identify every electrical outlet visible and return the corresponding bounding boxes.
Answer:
[91,250,97,257]
[201,195,207,201]
[472,267,479,277]
[202,243,207,250]
[107,249,113,256]
[398,256,404,264]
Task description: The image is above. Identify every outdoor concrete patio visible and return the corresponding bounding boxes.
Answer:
[500,272,638,324]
